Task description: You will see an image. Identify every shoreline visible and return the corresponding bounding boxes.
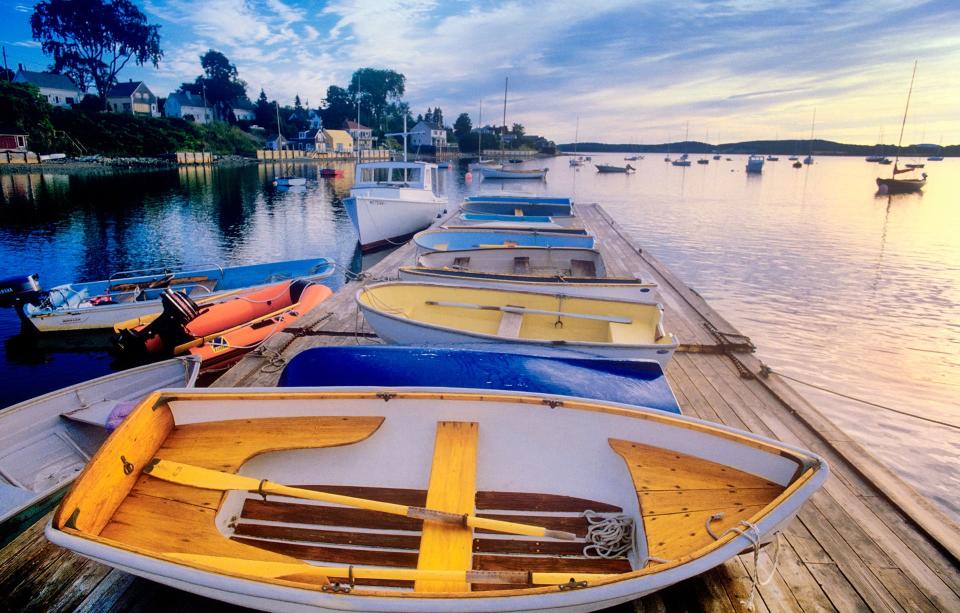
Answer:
[0,155,259,175]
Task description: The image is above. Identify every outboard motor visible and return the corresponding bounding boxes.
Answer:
[113,288,201,359]
[0,274,43,308]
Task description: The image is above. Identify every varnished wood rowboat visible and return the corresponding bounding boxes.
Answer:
[46,388,827,612]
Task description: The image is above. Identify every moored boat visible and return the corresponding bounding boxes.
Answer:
[400,246,657,300]
[596,164,635,173]
[473,165,548,180]
[357,282,677,364]
[343,161,446,252]
[877,174,926,194]
[746,155,764,173]
[113,279,332,367]
[0,357,199,539]
[46,386,826,612]
[273,176,306,187]
[279,346,681,413]
[0,258,335,334]
[413,229,594,253]
[461,201,574,218]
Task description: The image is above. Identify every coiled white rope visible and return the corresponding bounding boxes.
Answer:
[706,513,781,611]
[582,510,635,559]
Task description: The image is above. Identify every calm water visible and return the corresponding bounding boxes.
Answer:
[1,155,957,520]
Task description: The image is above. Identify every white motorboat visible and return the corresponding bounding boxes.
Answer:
[343,161,446,251]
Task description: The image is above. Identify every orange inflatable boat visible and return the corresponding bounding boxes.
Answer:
[113,279,331,367]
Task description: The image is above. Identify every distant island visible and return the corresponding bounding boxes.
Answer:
[559,140,956,157]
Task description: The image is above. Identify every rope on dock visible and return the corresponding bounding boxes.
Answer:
[761,366,960,431]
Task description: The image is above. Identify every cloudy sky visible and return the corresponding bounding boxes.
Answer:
[2,0,958,144]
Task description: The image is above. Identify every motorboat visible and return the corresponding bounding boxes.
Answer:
[343,161,446,252]
[413,229,594,253]
[0,258,335,333]
[357,282,677,364]
[746,155,764,174]
[46,386,826,612]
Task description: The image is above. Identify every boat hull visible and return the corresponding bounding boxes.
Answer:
[398,267,658,301]
[876,177,926,194]
[414,229,594,253]
[462,202,573,217]
[344,194,444,252]
[476,167,547,180]
[20,258,335,333]
[0,357,199,534]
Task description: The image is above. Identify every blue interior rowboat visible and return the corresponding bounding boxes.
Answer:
[464,195,572,207]
[278,346,681,414]
[462,201,573,217]
[414,229,594,252]
[461,213,555,223]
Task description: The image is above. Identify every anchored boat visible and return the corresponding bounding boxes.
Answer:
[113,280,332,367]
[596,164,635,173]
[745,155,764,174]
[414,229,594,253]
[0,357,199,538]
[357,282,677,364]
[279,346,681,414]
[343,161,446,252]
[46,387,827,612]
[0,258,335,334]
[400,247,657,301]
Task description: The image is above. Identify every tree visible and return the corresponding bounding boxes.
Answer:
[453,113,472,144]
[433,107,444,128]
[294,94,302,110]
[319,85,353,130]
[0,67,14,82]
[424,107,433,126]
[195,49,246,121]
[348,67,405,125]
[512,123,525,139]
[31,0,162,109]
[254,89,273,126]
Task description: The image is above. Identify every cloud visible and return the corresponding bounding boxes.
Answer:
[11,40,41,48]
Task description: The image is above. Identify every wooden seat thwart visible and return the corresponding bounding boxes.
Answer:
[608,439,785,562]
[496,310,524,337]
[415,421,478,592]
[570,259,597,277]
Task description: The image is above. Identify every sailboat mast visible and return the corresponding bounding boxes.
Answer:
[275,101,281,149]
[893,60,918,176]
[501,76,508,161]
[478,98,483,159]
[403,113,408,163]
[808,109,816,155]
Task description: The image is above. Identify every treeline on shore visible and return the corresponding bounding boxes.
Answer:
[1,82,260,157]
[560,140,956,156]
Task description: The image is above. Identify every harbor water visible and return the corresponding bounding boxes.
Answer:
[0,155,957,521]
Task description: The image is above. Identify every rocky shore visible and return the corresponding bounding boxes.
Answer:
[0,154,258,175]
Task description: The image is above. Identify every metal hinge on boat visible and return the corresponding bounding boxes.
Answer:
[376,392,397,402]
[558,578,589,591]
[543,399,563,409]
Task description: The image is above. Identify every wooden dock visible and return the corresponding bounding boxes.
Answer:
[2,204,958,612]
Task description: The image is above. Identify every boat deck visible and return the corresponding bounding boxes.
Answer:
[2,204,958,611]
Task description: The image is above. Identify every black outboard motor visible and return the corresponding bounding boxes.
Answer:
[0,274,43,308]
[113,288,201,359]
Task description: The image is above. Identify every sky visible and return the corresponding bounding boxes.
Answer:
[1,0,958,145]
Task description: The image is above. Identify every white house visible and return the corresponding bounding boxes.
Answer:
[344,120,375,151]
[164,91,212,123]
[410,120,447,148]
[13,67,81,108]
[107,81,159,117]
[231,98,256,122]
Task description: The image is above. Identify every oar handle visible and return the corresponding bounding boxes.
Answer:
[405,506,575,540]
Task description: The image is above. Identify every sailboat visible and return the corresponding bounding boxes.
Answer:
[672,122,692,166]
[877,61,927,194]
[697,129,710,164]
[569,115,583,167]
[866,128,887,162]
[927,135,945,161]
[271,101,306,187]
[473,78,547,180]
[803,110,816,165]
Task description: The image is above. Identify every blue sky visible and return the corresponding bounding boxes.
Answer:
[2,0,958,144]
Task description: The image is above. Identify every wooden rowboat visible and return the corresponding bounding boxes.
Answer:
[357,282,677,365]
[46,387,827,612]
[414,229,594,253]
[0,357,199,541]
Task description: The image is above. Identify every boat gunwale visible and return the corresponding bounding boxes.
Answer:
[398,266,657,287]
[47,386,824,600]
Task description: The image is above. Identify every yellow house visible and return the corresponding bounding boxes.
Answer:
[323,129,354,154]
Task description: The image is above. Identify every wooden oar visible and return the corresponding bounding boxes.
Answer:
[425,300,632,324]
[167,553,617,586]
[144,459,576,540]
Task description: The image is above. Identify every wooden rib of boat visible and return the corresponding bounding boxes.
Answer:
[46,387,827,612]
[413,229,594,253]
[357,282,677,365]
[0,258,334,333]
[112,280,332,367]
[278,347,682,414]
[400,247,657,301]
[0,357,199,540]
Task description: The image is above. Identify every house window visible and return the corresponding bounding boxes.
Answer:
[55,95,60,103]
[66,97,74,104]
[16,136,25,148]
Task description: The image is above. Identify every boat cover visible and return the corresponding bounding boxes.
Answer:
[279,346,680,414]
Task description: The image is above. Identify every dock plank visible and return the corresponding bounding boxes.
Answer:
[1,202,957,612]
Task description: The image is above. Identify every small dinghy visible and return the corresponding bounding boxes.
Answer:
[400,247,657,301]
[0,258,334,333]
[414,229,594,253]
[47,387,827,612]
[279,346,681,414]
[273,177,307,187]
[474,165,548,180]
[113,280,332,367]
[0,357,199,538]
[462,196,573,218]
[357,282,677,364]
[596,164,635,173]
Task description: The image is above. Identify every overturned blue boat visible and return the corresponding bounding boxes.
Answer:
[278,346,681,414]
[414,228,594,252]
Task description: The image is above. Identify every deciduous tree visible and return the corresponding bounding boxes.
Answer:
[196,49,246,121]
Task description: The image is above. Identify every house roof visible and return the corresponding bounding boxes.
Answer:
[167,91,207,108]
[344,120,371,130]
[107,81,149,98]
[14,70,77,91]
[324,130,353,147]
[232,98,255,111]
